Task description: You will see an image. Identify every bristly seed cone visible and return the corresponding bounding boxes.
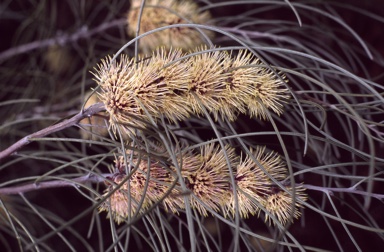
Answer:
[179,143,238,216]
[98,152,183,224]
[224,146,307,225]
[92,47,290,137]
[127,0,214,53]
[99,143,306,226]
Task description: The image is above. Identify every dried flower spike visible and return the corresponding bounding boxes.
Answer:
[98,174,138,224]
[180,143,237,216]
[263,186,307,226]
[127,0,214,53]
[99,153,182,223]
[186,49,234,118]
[230,51,289,120]
[99,143,306,226]
[225,146,306,225]
[93,48,191,137]
[93,47,289,137]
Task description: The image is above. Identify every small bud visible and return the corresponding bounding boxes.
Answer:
[127,0,214,53]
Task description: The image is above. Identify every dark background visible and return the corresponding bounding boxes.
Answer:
[1,1,383,251]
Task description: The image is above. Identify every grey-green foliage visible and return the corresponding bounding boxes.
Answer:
[0,0,383,251]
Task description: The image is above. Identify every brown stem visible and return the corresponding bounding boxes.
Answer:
[0,18,126,62]
[0,173,109,195]
[302,184,384,200]
[0,102,105,161]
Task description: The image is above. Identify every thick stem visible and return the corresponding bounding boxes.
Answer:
[0,173,110,195]
[0,102,105,161]
[302,184,384,200]
[0,19,126,62]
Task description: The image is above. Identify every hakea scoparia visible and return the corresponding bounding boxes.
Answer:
[127,0,214,53]
[98,150,183,224]
[93,47,289,137]
[181,144,238,216]
[98,143,307,225]
[224,146,306,225]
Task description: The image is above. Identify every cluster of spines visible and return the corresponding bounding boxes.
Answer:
[127,0,214,53]
[93,47,289,137]
[100,154,182,224]
[98,143,306,225]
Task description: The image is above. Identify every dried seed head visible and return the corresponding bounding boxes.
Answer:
[131,158,184,213]
[93,46,290,138]
[92,54,140,137]
[127,0,214,53]
[232,51,291,121]
[250,146,288,183]
[98,152,183,223]
[92,48,191,137]
[264,186,307,226]
[180,144,237,216]
[227,51,290,120]
[99,143,306,225]
[186,49,234,117]
[225,146,307,225]
[244,68,289,120]
[225,154,267,218]
[98,175,141,224]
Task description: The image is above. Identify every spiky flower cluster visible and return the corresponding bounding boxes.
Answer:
[99,143,306,225]
[127,0,213,53]
[93,47,289,137]
[98,152,182,224]
[225,146,306,225]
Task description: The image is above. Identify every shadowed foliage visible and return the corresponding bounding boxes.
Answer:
[0,0,383,251]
